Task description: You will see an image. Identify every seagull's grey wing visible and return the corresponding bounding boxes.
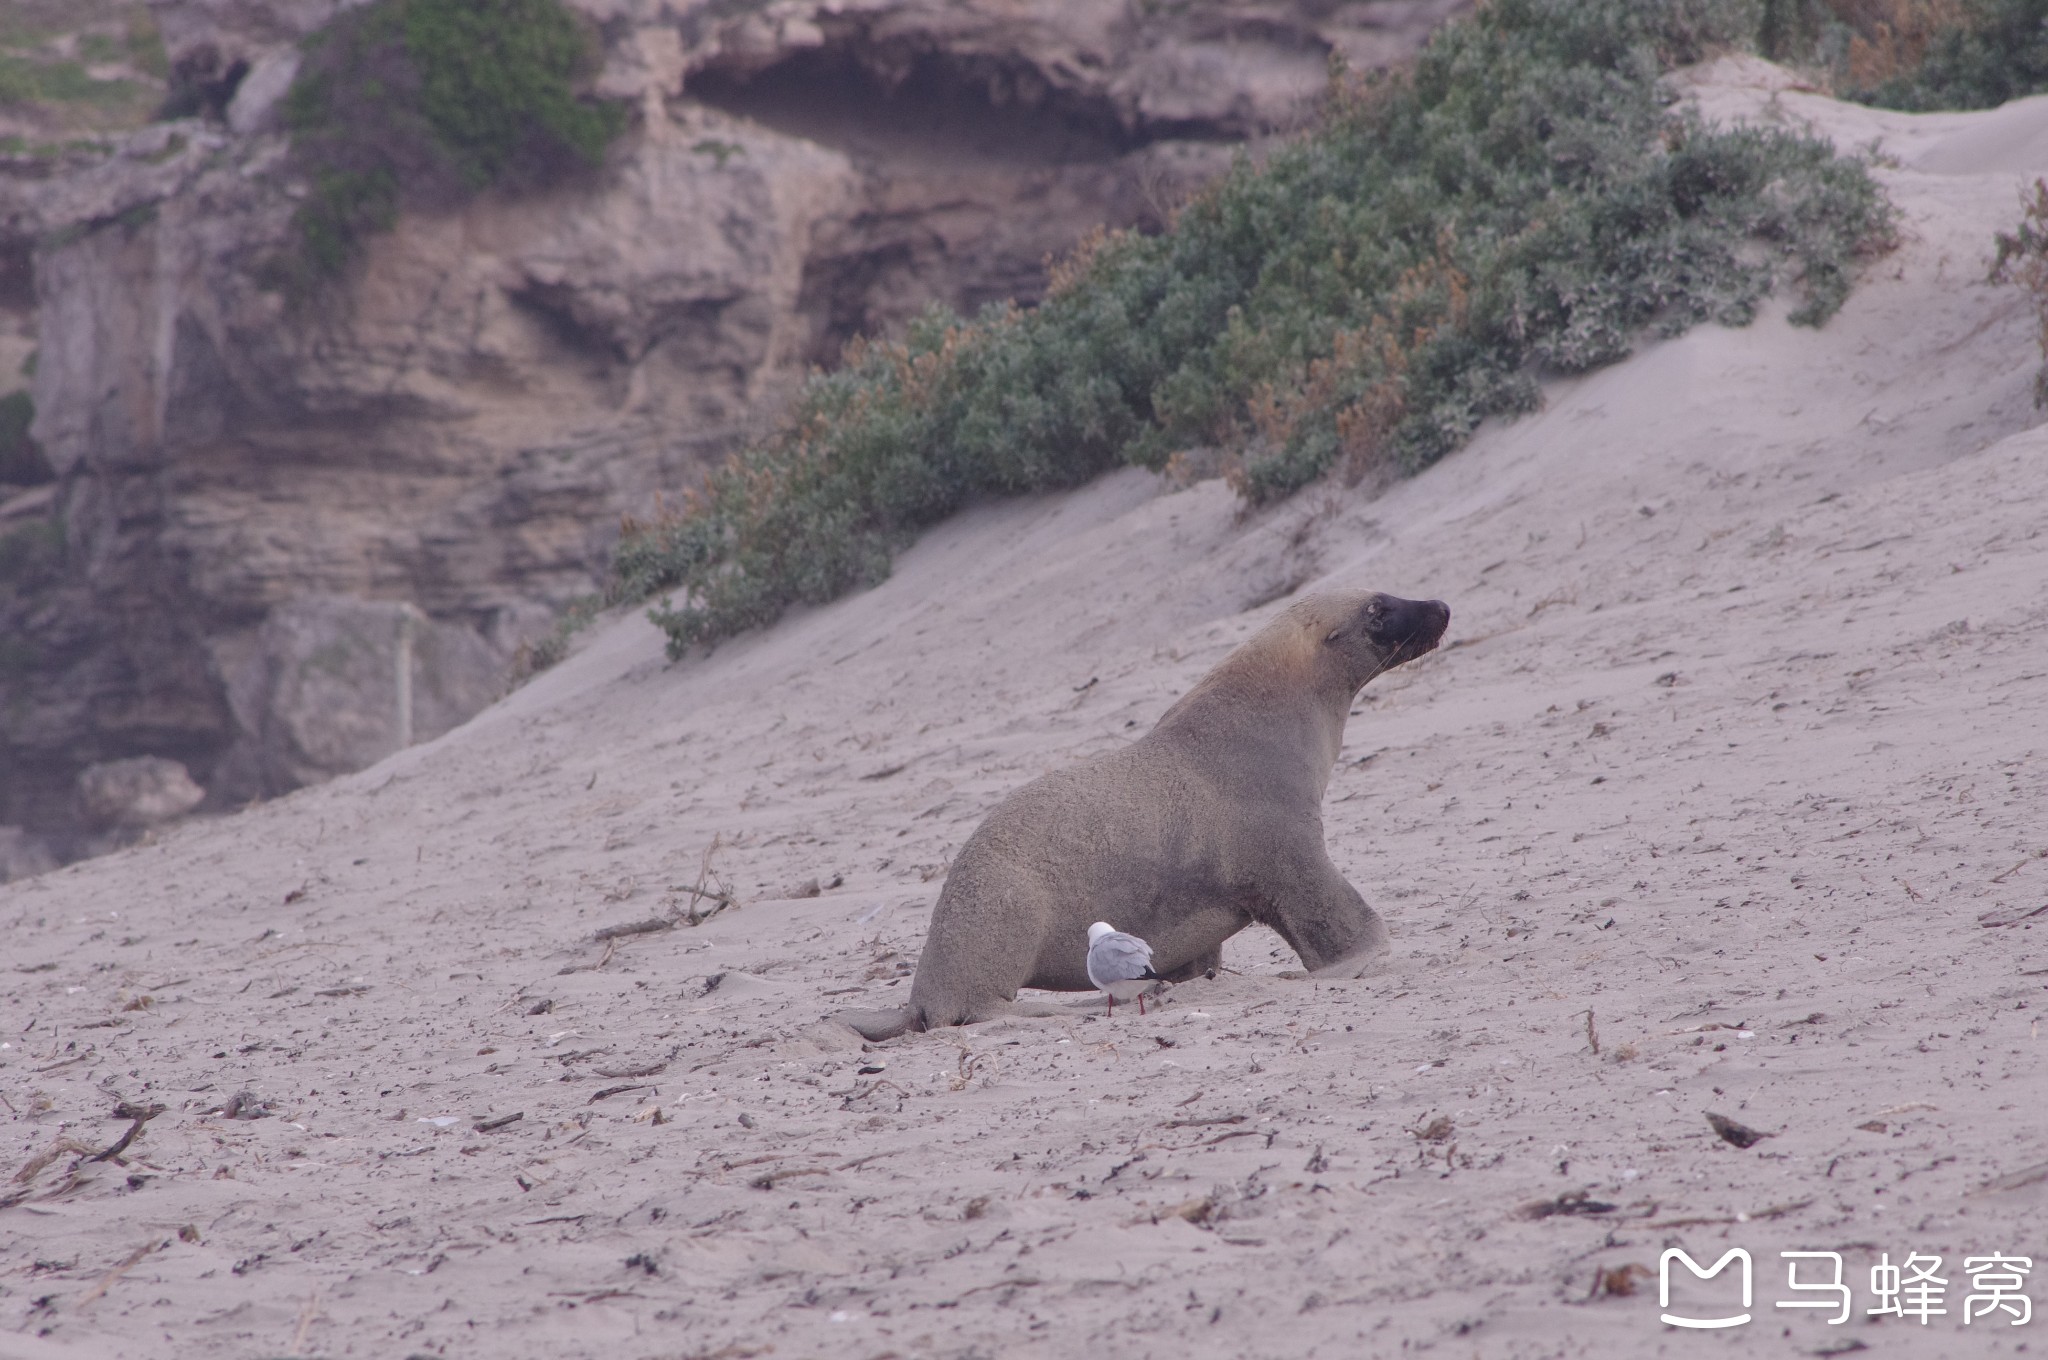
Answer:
[1087,932,1156,985]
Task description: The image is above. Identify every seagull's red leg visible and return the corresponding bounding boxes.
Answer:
[1138,993,1147,1016]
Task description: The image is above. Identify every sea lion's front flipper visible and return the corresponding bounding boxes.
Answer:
[834,1006,918,1041]
[1260,842,1390,974]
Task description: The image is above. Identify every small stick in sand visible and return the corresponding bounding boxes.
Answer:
[13,1138,96,1185]
[289,1285,323,1355]
[76,1240,161,1309]
[593,1061,667,1080]
[588,1084,650,1104]
[592,918,672,942]
[1583,1008,1601,1056]
[89,1102,166,1163]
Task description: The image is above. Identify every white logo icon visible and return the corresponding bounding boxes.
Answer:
[1661,1248,1753,1329]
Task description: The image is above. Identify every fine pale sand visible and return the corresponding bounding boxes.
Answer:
[4,59,2047,1360]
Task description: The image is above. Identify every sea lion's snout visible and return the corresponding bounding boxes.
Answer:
[1367,594,1450,656]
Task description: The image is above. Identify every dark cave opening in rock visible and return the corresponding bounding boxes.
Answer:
[689,42,1245,368]
[686,44,1143,168]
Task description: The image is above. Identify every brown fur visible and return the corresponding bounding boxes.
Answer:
[837,591,1449,1040]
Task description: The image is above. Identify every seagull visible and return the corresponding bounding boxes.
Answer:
[1087,921,1163,1017]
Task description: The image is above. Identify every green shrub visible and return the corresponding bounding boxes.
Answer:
[616,0,1894,655]
[275,0,625,288]
[510,594,600,677]
[1760,1,2048,110]
[1844,0,2048,108]
[1991,178,2048,403]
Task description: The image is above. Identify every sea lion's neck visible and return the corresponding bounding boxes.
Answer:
[1153,649,1353,795]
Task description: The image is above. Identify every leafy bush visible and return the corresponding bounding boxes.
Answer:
[276,0,625,288]
[1850,0,2048,107]
[1991,178,2048,403]
[615,0,1895,656]
[509,594,600,678]
[1763,0,2048,108]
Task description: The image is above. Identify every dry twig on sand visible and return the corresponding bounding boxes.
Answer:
[75,1240,163,1309]
[89,1101,166,1163]
[289,1285,323,1356]
[1646,1197,1811,1229]
[592,918,672,942]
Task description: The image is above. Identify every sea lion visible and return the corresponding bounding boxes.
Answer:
[838,590,1449,1040]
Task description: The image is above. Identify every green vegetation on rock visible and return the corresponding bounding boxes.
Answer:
[613,0,1894,656]
[0,53,150,113]
[0,517,63,586]
[0,391,51,487]
[0,4,164,132]
[277,0,626,287]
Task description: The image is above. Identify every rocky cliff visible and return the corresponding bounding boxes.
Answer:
[0,0,1465,871]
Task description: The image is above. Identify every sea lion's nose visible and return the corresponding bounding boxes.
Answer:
[1380,596,1450,650]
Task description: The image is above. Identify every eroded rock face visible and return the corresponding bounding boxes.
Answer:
[76,755,207,828]
[0,0,1465,863]
[210,597,506,793]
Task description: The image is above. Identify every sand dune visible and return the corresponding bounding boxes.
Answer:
[4,58,2047,1359]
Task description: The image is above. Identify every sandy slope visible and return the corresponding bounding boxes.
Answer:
[5,58,2048,1360]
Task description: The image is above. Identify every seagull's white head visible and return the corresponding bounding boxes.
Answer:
[1087,921,1116,944]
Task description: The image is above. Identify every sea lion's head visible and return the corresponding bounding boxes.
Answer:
[1305,591,1450,691]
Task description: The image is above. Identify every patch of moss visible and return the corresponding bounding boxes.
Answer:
[0,517,63,585]
[77,32,123,64]
[0,53,150,111]
[125,10,169,80]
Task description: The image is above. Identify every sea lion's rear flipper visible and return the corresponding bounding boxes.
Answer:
[834,1006,918,1041]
